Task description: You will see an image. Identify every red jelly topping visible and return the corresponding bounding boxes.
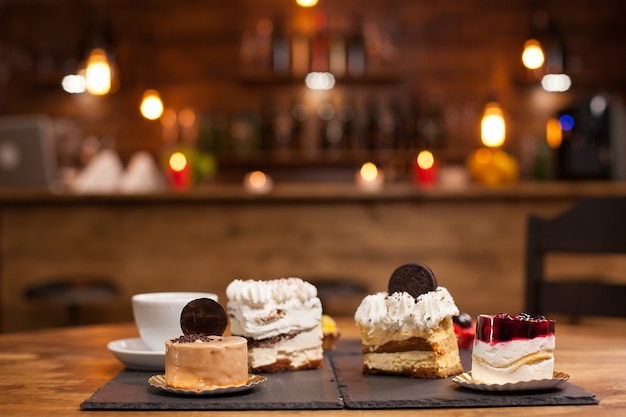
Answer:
[476,313,555,343]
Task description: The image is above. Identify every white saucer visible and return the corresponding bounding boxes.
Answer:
[107,338,165,371]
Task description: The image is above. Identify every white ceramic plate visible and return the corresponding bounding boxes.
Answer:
[107,338,165,371]
[148,374,266,396]
[452,371,570,392]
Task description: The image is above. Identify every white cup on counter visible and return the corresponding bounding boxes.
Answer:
[132,292,218,352]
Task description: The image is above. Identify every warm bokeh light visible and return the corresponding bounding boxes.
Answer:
[480,102,506,148]
[61,74,86,94]
[85,48,112,95]
[356,162,384,192]
[305,72,336,90]
[416,150,435,170]
[140,89,164,120]
[249,171,268,188]
[178,108,196,128]
[546,118,562,148]
[168,152,187,172]
[521,39,545,70]
[359,162,379,182]
[467,148,519,187]
[160,108,177,128]
[541,74,571,92]
[244,170,273,194]
[296,0,319,7]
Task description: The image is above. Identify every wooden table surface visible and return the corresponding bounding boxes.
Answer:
[1,316,625,416]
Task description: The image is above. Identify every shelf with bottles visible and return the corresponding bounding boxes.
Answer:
[239,12,400,87]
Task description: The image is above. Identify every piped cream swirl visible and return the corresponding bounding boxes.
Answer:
[354,287,459,332]
[226,278,322,340]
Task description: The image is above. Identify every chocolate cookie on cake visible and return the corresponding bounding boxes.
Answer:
[471,312,556,384]
[354,263,463,378]
[226,277,324,372]
[164,298,249,391]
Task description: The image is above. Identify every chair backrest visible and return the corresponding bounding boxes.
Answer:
[525,196,626,318]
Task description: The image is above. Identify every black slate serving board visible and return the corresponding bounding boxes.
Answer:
[80,356,343,410]
[330,339,599,409]
[82,339,598,410]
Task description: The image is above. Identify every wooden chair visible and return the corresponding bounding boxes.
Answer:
[25,275,119,326]
[525,196,626,319]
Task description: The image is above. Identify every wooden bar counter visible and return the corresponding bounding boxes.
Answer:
[2,181,626,332]
[1,316,626,416]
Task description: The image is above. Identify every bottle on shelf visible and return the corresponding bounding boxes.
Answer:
[290,99,309,150]
[347,16,365,78]
[310,12,330,73]
[364,99,381,150]
[272,15,290,76]
[328,16,347,78]
[291,31,310,77]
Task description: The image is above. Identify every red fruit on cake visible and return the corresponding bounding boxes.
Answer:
[453,312,475,350]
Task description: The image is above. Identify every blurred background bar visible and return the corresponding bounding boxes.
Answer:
[0,0,625,332]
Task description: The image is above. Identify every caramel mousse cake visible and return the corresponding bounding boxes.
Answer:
[354,263,463,378]
[164,298,249,391]
[165,334,248,390]
[226,277,324,372]
[471,313,555,384]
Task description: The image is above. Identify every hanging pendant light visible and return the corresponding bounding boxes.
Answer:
[296,0,319,7]
[85,48,112,95]
[521,39,545,70]
[140,89,164,120]
[480,101,506,148]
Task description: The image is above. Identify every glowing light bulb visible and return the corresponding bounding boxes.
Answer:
[481,102,506,148]
[140,89,164,120]
[522,39,545,70]
[85,48,112,96]
[296,0,319,7]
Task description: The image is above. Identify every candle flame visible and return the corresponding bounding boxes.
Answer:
[417,150,435,170]
[248,171,268,188]
[360,162,379,182]
[169,152,187,172]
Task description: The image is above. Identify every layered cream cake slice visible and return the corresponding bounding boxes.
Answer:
[471,313,556,384]
[354,263,463,378]
[226,277,323,372]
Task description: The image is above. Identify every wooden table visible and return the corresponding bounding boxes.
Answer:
[1,316,625,416]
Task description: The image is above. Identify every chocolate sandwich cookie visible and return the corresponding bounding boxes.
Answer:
[180,298,228,336]
[388,263,438,299]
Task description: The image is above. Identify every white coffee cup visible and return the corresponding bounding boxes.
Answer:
[132,292,218,352]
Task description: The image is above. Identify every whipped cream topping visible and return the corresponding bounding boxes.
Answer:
[226,278,322,340]
[226,278,317,306]
[354,287,460,332]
